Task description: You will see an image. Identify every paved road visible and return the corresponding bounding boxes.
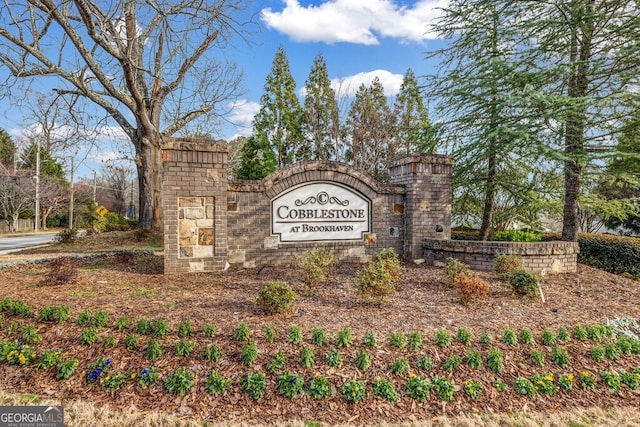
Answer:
[0,232,58,255]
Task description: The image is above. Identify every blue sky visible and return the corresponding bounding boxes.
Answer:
[1,0,449,179]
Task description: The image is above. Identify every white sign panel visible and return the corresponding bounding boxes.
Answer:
[271,182,371,242]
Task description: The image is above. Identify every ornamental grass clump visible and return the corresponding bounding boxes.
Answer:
[355,248,401,304]
[254,282,297,315]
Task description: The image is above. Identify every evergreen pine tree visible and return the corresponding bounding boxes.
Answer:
[394,69,436,155]
[302,53,340,161]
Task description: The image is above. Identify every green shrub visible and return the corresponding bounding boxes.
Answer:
[508,268,540,297]
[38,305,70,323]
[267,351,287,374]
[578,234,640,279]
[354,248,401,304]
[442,258,471,287]
[492,230,541,242]
[254,282,297,314]
[493,254,524,278]
[289,247,336,295]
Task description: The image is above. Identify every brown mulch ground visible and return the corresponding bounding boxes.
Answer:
[1,235,640,425]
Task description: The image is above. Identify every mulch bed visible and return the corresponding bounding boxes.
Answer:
[1,252,639,424]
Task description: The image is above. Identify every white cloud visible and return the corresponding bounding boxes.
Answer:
[227,100,261,137]
[261,0,447,45]
[331,69,404,97]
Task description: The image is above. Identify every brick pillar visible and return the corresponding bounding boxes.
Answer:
[162,138,228,273]
[389,154,454,261]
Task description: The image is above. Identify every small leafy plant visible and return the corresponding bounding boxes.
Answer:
[342,380,366,403]
[174,339,195,357]
[146,339,163,361]
[102,372,131,391]
[203,323,216,338]
[206,370,232,394]
[518,328,535,345]
[234,322,251,342]
[300,347,315,368]
[455,328,473,346]
[336,328,352,348]
[466,349,483,369]
[267,351,287,374]
[493,254,523,278]
[363,331,377,348]
[487,348,504,374]
[390,357,409,376]
[355,349,371,372]
[138,367,160,388]
[501,329,518,346]
[326,348,343,368]
[264,325,276,343]
[56,358,79,380]
[308,373,332,399]
[243,373,266,400]
[435,329,452,348]
[204,344,222,362]
[405,375,430,401]
[463,379,483,400]
[530,349,545,367]
[551,346,570,368]
[372,377,399,404]
[37,305,70,323]
[124,334,139,350]
[513,376,536,397]
[241,341,259,366]
[87,357,111,383]
[311,328,326,346]
[540,328,556,346]
[431,375,455,401]
[416,355,433,371]
[176,320,193,337]
[165,368,195,396]
[408,331,422,350]
[288,326,303,345]
[388,331,406,349]
[441,355,462,372]
[36,349,62,370]
[277,371,305,398]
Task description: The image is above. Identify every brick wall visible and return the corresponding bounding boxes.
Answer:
[422,239,579,273]
[162,139,578,276]
[162,138,228,274]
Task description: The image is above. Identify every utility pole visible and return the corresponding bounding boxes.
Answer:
[34,138,40,233]
[68,157,75,229]
[92,170,97,203]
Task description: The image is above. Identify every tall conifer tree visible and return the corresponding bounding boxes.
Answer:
[394,69,436,155]
[251,45,303,170]
[346,78,395,182]
[302,53,340,161]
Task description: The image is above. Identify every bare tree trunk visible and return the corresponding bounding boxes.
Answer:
[136,134,163,231]
[561,0,593,242]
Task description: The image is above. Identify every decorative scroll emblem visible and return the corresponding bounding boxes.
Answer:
[294,192,350,207]
[271,182,371,242]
